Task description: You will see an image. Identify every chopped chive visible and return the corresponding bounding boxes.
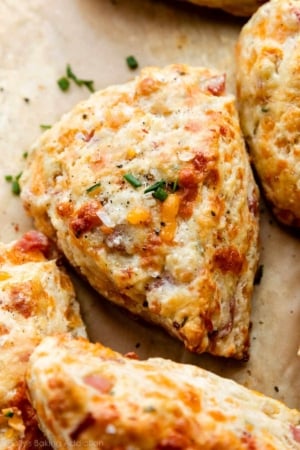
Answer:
[66,65,74,78]
[86,182,101,193]
[152,187,168,202]
[144,180,165,194]
[4,411,14,418]
[66,64,80,84]
[81,80,95,93]
[57,77,70,92]
[261,105,269,113]
[11,179,21,195]
[23,151,28,159]
[66,64,95,92]
[126,55,138,70]
[123,173,142,188]
[40,124,52,131]
[5,172,22,195]
[170,179,179,192]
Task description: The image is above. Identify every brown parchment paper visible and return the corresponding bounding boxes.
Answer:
[1,0,300,410]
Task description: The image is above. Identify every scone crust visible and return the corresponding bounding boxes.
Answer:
[21,64,259,359]
[181,0,267,16]
[26,334,300,450]
[236,0,300,226]
[0,231,86,449]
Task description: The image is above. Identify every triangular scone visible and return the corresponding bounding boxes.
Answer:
[236,0,300,227]
[26,334,300,449]
[0,231,86,449]
[20,64,259,359]
[180,0,266,17]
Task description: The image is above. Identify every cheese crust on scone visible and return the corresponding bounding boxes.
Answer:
[26,334,300,450]
[0,231,86,449]
[181,0,267,17]
[20,64,259,360]
[236,0,300,227]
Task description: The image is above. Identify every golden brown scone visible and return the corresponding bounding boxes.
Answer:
[20,64,259,360]
[180,0,267,16]
[0,231,86,449]
[26,333,300,450]
[236,0,300,227]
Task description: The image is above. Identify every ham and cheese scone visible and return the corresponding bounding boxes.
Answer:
[181,0,267,17]
[20,64,260,360]
[26,334,300,450]
[236,0,300,227]
[0,231,86,449]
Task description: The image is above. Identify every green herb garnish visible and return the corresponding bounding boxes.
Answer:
[40,124,52,131]
[261,105,269,113]
[66,64,95,92]
[5,172,22,196]
[152,186,168,202]
[123,173,142,188]
[170,179,179,192]
[144,180,168,202]
[144,180,165,194]
[57,77,70,92]
[4,411,14,418]
[86,182,101,193]
[22,151,28,159]
[126,55,138,70]
[12,180,21,195]
[57,65,95,93]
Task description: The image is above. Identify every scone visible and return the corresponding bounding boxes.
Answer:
[26,334,300,450]
[0,231,86,449]
[20,64,260,360]
[236,0,300,227]
[181,0,267,17]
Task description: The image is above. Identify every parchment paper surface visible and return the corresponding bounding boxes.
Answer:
[1,0,300,410]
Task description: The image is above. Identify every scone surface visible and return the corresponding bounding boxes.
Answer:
[236,0,300,226]
[0,231,86,449]
[21,64,259,359]
[26,334,300,450]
